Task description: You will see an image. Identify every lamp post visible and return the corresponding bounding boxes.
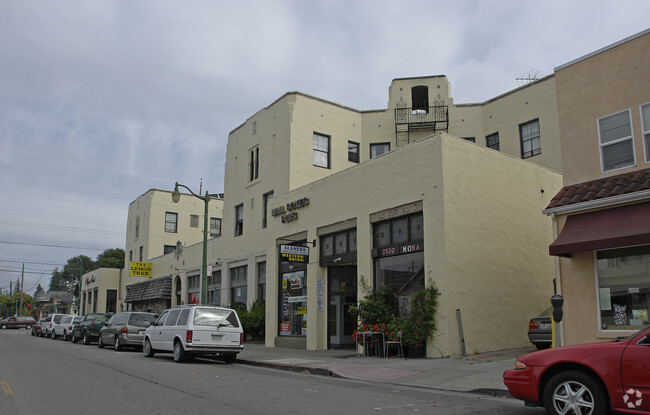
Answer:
[171,181,210,305]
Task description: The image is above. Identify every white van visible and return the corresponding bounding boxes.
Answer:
[143,305,244,363]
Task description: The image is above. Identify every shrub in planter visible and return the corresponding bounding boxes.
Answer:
[235,299,265,342]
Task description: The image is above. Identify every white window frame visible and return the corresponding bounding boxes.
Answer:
[370,142,390,159]
[641,102,650,163]
[313,133,330,168]
[597,109,636,173]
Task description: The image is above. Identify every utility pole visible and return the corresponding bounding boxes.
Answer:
[19,263,25,316]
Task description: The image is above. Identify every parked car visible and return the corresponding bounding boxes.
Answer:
[51,314,75,340]
[41,314,70,338]
[71,313,110,344]
[143,305,244,363]
[0,316,36,330]
[98,312,157,351]
[31,319,44,336]
[504,326,650,414]
[528,307,552,350]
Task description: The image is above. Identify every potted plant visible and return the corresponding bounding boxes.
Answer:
[401,283,439,358]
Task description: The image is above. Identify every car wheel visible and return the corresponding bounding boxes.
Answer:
[1,324,7,330]
[115,336,123,351]
[173,340,187,363]
[143,338,155,358]
[31,329,35,336]
[98,334,105,348]
[26,324,32,330]
[51,330,57,340]
[543,370,608,415]
[536,343,551,350]
[63,331,68,341]
[83,331,90,345]
[72,333,78,343]
[223,354,237,364]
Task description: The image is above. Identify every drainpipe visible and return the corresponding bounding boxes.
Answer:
[551,213,564,346]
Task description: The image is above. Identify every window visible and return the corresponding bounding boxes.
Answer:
[411,85,429,113]
[249,147,259,181]
[598,109,635,171]
[210,218,222,237]
[520,120,541,158]
[190,214,199,228]
[263,191,274,228]
[279,269,306,337]
[257,262,266,302]
[486,132,500,150]
[596,245,650,331]
[462,137,476,143]
[230,266,247,307]
[313,133,330,168]
[139,246,143,262]
[348,141,360,163]
[208,270,221,306]
[370,143,390,158]
[135,216,139,239]
[641,103,650,162]
[165,212,178,233]
[164,245,175,255]
[235,204,243,236]
[320,228,357,265]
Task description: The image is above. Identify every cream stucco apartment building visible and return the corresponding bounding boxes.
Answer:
[92,69,564,358]
[544,29,650,345]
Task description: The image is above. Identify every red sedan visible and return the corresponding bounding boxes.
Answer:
[504,326,650,414]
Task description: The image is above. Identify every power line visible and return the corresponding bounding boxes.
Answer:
[0,259,66,266]
[0,240,106,251]
[0,218,125,236]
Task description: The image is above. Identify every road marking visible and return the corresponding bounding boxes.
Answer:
[1,381,13,395]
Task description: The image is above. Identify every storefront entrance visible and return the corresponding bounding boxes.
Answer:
[328,266,357,349]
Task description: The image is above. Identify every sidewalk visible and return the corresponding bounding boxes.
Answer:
[235,343,536,397]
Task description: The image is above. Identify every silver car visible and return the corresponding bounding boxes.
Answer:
[143,305,244,363]
[98,312,157,351]
[527,307,552,350]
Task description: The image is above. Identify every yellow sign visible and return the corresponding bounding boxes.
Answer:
[130,261,152,277]
[298,307,307,315]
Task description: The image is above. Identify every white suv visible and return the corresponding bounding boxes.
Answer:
[51,314,74,340]
[143,305,244,363]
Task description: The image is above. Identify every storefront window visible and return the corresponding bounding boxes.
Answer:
[280,270,307,336]
[375,252,424,317]
[596,245,650,331]
[230,266,247,308]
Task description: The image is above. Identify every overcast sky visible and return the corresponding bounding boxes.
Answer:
[1,1,648,295]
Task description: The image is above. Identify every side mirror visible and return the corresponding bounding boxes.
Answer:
[149,321,156,327]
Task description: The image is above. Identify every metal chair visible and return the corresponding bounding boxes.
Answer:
[384,331,403,358]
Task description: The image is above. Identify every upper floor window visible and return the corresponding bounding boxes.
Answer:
[411,85,429,113]
[190,214,199,228]
[165,212,178,233]
[486,132,500,150]
[210,217,222,237]
[598,109,635,172]
[370,143,390,159]
[249,147,259,181]
[235,204,244,237]
[348,141,360,163]
[164,245,175,255]
[520,119,541,158]
[641,103,650,162]
[263,191,274,228]
[135,216,140,239]
[313,133,330,168]
[462,137,476,143]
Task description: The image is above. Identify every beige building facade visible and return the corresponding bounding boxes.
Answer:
[133,72,565,356]
[78,268,122,315]
[544,29,650,345]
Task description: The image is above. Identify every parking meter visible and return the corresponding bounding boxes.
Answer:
[551,294,564,348]
[551,294,564,322]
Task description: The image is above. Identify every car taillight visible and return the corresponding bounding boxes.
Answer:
[122,327,128,335]
[186,330,193,343]
[529,321,539,330]
[90,321,94,329]
[240,333,244,345]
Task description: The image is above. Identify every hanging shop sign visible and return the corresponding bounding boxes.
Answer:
[272,197,310,223]
[280,244,310,263]
[130,261,152,277]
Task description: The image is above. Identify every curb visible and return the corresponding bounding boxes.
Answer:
[236,358,512,398]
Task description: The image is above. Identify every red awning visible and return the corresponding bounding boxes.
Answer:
[549,202,650,256]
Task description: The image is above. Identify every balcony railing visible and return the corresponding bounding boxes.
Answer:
[395,105,449,132]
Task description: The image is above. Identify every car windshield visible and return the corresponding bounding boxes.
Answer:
[540,307,553,317]
[193,308,240,328]
[88,314,109,322]
[128,313,156,327]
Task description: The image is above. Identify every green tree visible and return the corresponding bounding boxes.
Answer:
[94,248,125,269]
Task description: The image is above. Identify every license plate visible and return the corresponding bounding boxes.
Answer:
[540,323,551,329]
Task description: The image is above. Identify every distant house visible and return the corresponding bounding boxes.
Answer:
[33,288,75,319]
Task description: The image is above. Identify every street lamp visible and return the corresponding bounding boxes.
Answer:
[171,181,210,305]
